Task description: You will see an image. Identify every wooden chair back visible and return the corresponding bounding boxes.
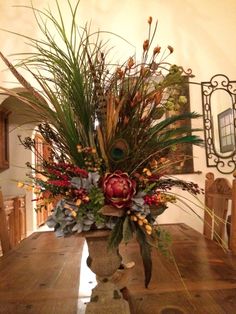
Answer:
[204,172,236,254]
[0,190,11,254]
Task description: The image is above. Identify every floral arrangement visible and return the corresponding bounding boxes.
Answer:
[1,1,203,287]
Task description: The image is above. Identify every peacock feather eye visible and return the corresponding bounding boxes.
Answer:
[109,139,129,162]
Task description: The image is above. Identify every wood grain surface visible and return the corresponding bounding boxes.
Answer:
[0,224,235,314]
[0,232,84,314]
[122,224,236,314]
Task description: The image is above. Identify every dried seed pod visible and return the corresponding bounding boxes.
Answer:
[127,57,135,68]
[167,45,174,53]
[148,16,152,24]
[143,39,149,51]
[153,46,161,55]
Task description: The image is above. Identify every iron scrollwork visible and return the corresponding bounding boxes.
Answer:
[201,74,236,174]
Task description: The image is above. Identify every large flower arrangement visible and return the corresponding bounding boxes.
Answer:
[1,1,203,287]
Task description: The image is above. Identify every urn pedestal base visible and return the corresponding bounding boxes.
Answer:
[86,281,130,314]
[84,230,130,314]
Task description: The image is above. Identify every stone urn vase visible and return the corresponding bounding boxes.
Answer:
[84,230,130,314]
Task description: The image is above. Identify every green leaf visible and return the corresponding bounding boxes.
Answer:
[108,217,125,249]
[122,216,133,244]
[136,226,152,288]
[150,204,168,217]
[143,182,157,193]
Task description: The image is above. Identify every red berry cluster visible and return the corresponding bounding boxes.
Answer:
[144,193,161,206]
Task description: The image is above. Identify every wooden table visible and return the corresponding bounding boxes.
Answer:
[0,224,235,314]
[122,224,236,314]
[0,232,84,314]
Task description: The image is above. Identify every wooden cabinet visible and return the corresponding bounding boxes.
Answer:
[36,204,52,227]
[3,198,15,248]
[2,195,26,249]
[18,196,27,241]
[0,108,10,171]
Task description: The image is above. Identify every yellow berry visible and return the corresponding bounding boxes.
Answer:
[137,214,145,220]
[71,211,77,218]
[138,220,143,226]
[145,224,152,232]
[146,230,152,235]
[131,215,138,221]
[77,145,83,152]
[75,199,82,206]
[143,219,148,224]
[143,168,152,176]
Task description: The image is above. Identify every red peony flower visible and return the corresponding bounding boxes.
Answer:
[103,171,136,208]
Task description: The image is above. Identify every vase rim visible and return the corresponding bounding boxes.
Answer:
[80,229,111,238]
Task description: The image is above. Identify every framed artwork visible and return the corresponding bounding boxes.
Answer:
[165,79,195,174]
[126,75,195,174]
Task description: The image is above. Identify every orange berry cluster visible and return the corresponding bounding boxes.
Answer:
[128,210,152,235]
[77,145,101,172]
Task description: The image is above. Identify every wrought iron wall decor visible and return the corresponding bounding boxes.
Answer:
[201,74,236,174]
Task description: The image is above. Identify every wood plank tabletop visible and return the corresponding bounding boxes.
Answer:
[0,223,235,314]
[122,223,236,314]
[0,232,84,314]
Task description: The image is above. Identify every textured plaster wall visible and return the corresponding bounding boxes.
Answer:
[0,0,236,234]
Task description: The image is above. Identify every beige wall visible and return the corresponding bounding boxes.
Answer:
[0,0,236,233]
